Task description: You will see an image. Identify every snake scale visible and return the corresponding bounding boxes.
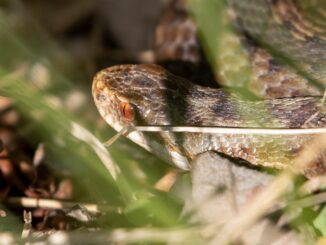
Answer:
[92,0,326,176]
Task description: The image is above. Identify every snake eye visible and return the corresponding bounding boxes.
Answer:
[119,102,135,121]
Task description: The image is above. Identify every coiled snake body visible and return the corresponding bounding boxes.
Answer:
[92,0,326,176]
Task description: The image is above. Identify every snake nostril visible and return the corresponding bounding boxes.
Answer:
[96,92,108,103]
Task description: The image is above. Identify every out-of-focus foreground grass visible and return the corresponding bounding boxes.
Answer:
[0,1,194,243]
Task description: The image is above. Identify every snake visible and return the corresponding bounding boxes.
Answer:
[92,0,326,176]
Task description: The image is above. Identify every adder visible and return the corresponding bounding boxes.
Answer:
[92,0,326,177]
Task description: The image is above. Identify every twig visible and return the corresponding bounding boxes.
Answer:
[303,88,326,126]
[291,192,326,209]
[321,89,326,105]
[22,210,32,243]
[300,176,326,194]
[4,197,123,214]
[10,228,200,244]
[103,125,132,147]
[276,192,326,227]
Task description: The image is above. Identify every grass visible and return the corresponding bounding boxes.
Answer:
[0,0,325,244]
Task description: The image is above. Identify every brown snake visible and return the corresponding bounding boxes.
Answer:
[92,0,326,176]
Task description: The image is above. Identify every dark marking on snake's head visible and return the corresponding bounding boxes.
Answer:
[92,64,197,129]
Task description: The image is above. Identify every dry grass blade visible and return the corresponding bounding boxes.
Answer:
[103,125,132,147]
[5,197,122,214]
[14,228,201,244]
[70,122,121,181]
[21,210,32,240]
[135,126,326,135]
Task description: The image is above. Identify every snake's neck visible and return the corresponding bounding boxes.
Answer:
[150,85,323,129]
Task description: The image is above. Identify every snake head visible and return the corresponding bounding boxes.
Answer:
[92,64,189,132]
[92,64,192,170]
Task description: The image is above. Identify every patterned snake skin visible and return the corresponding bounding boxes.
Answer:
[92,0,326,176]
